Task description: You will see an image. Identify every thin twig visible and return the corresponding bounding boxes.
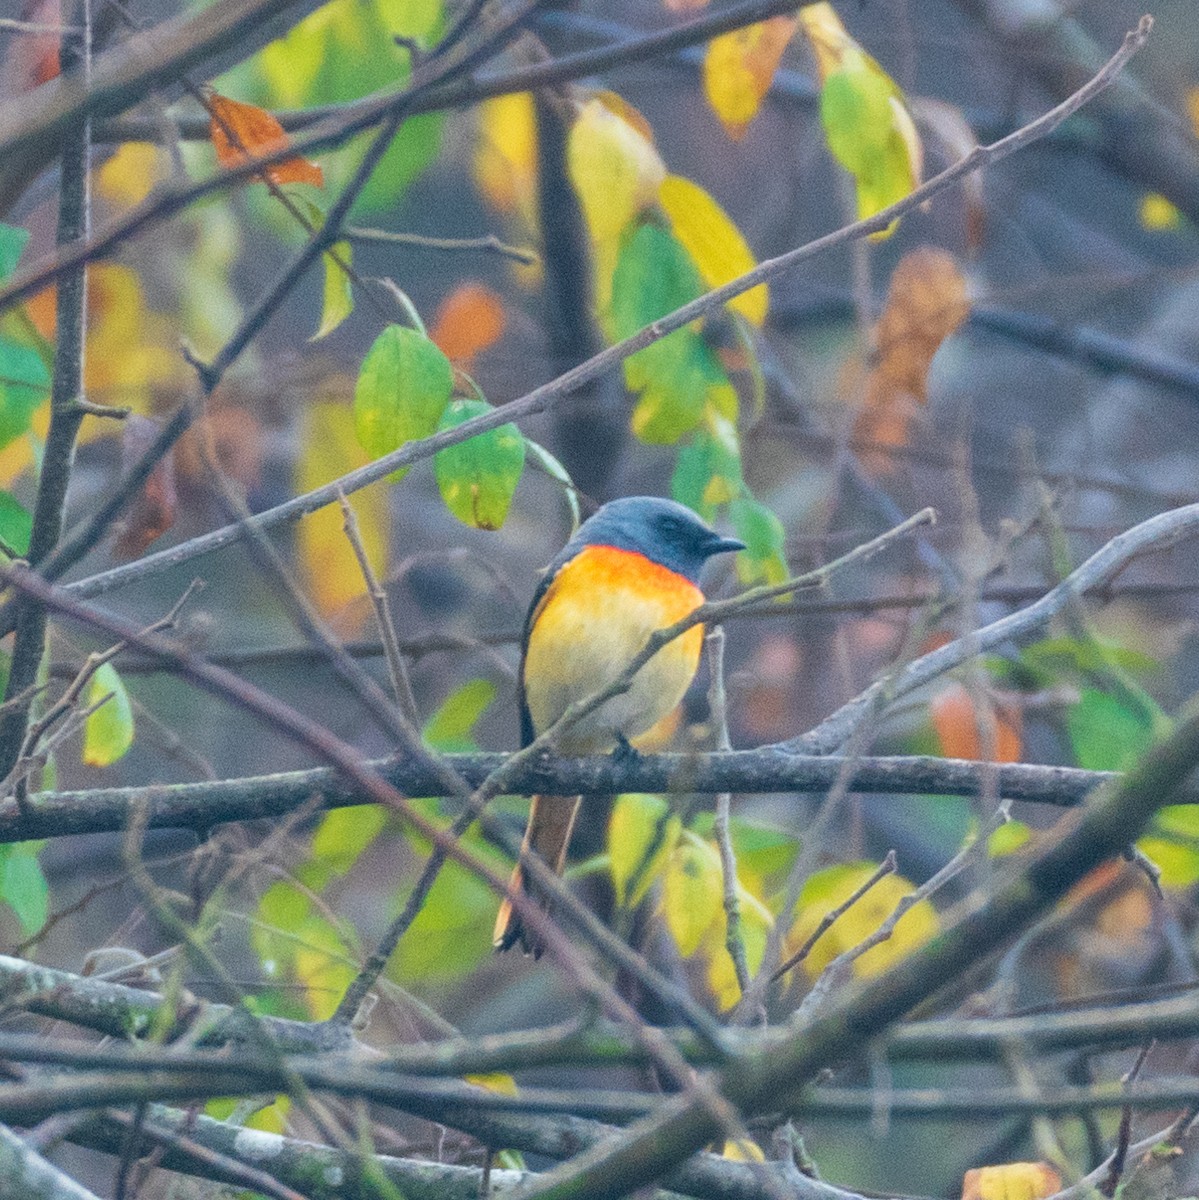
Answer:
[772,852,897,982]
[1099,1043,1154,1197]
[346,224,538,265]
[338,489,419,725]
[706,628,751,1003]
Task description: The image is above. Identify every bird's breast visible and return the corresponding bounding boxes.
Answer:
[522,545,706,751]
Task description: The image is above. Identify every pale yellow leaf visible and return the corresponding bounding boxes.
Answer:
[566,96,665,309]
[961,1162,1062,1200]
[474,92,538,222]
[702,16,797,139]
[786,862,938,980]
[660,836,723,956]
[659,174,768,326]
[295,398,388,622]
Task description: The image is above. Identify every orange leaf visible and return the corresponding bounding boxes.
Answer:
[874,248,970,399]
[207,91,323,188]
[703,17,797,139]
[930,681,1022,764]
[175,406,263,495]
[430,283,506,365]
[852,247,970,473]
[961,1163,1062,1200]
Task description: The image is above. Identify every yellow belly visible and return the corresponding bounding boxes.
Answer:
[522,545,705,752]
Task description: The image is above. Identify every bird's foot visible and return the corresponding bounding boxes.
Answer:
[611,732,642,767]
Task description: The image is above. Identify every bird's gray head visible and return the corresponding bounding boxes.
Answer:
[570,497,745,583]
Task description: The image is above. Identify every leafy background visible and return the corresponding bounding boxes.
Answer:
[2,0,1199,1194]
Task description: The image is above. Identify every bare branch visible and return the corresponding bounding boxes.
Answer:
[795,498,1199,755]
[25,19,1149,607]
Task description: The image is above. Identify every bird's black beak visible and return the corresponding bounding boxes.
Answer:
[705,534,746,557]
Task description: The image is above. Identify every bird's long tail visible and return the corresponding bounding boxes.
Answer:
[493,794,581,956]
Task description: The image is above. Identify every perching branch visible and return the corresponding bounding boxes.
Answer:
[0,752,1128,845]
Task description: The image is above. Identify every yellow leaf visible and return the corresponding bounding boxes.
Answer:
[787,862,938,980]
[703,884,772,1011]
[702,16,797,139]
[567,96,666,309]
[718,1139,766,1163]
[798,1,851,80]
[659,174,768,326]
[312,240,354,340]
[608,794,681,908]
[474,92,538,222]
[82,662,134,768]
[295,398,388,621]
[1140,192,1182,230]
[465,1073,518,1096]
[293,916,355,1020]
[96,142,165,208]
[84,265,184,418]
[660,836,723,956]
[961,1162,1062,1200]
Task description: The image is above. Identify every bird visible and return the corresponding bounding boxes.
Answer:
[493,496,745,955]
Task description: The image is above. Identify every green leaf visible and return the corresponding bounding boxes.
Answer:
[1066,687,1154,772]
[0,841,47,936]
[728,496,787,586]
[608,793,681,908]
[608,224,737,445]
[312,240,354,341]
[671,415,743,520]
[819,48,919,232]
[0,336,51,450]
[1022,635,1160,678]
[1135,836,1199,890]
[524,439,580,533]
[82,662,134,767]
[987,820,1030,857]
[353,324,453,480]
[300,804,388,891]
[0,492,32,556]
[254,881,311,978]
[422,678,496,752]
[390,845,506,983]
[0,224,28,282]
[690,814,798,881]
[434,399,525,530]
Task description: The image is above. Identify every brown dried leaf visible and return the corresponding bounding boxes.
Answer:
[853,247,970,473]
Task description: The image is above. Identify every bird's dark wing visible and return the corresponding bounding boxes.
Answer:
[517,544,583,748]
